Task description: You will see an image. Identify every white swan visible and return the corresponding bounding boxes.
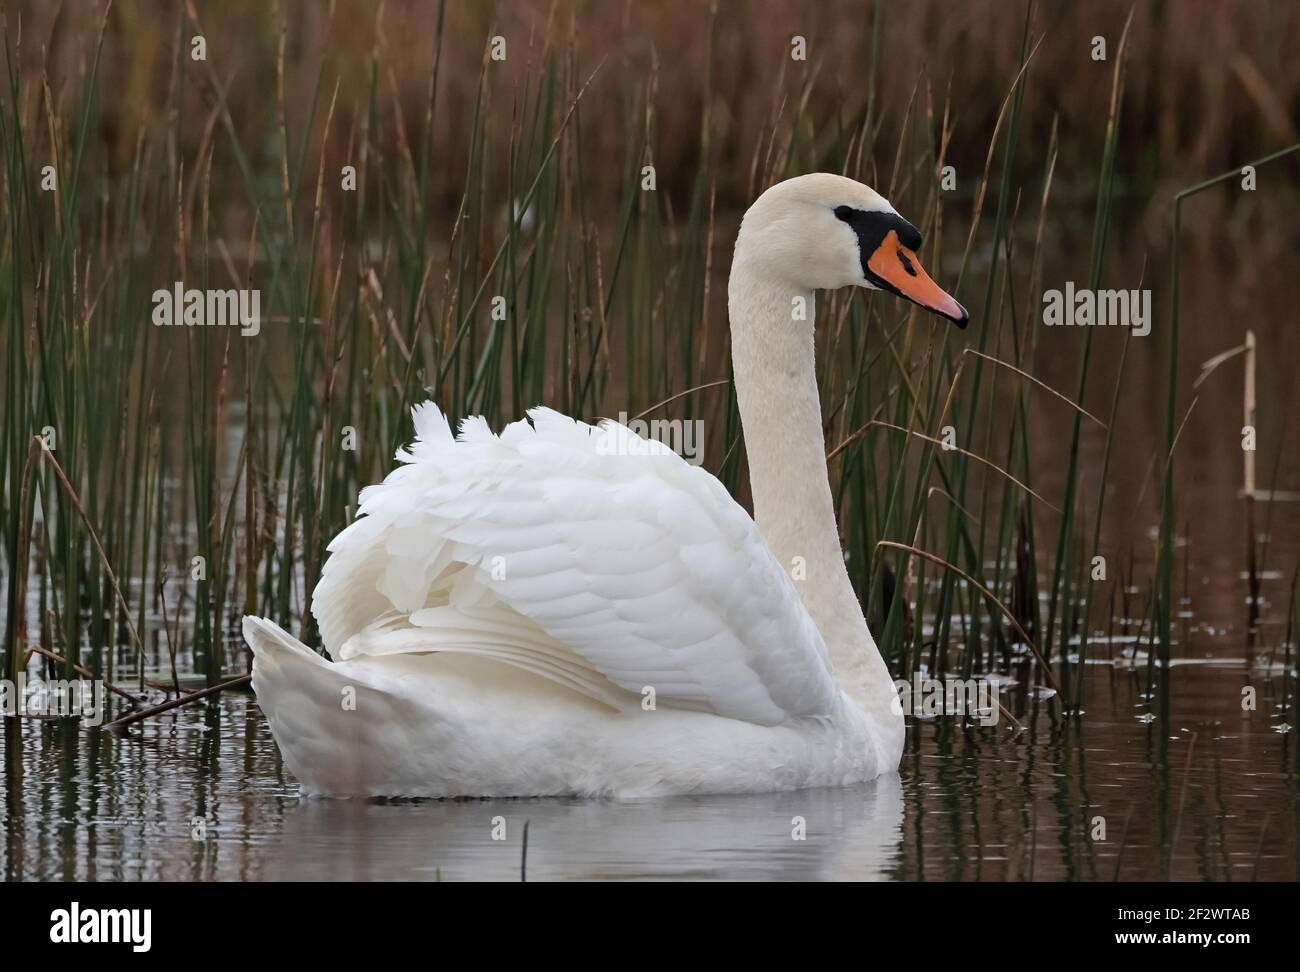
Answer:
[244,172,968,798]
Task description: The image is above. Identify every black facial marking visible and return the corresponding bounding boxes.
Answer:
[898,250,918,277]
[833,206,923,296]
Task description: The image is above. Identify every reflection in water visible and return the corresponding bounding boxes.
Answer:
[268,777,903,881]
[1,662,1293,881]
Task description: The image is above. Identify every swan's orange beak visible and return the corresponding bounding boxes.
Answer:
[868,230,968,328]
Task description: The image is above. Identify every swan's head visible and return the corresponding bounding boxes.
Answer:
[733,172,968,327]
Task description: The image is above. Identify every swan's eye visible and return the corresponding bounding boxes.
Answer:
[834,206,923,251]
[833,206,924,279]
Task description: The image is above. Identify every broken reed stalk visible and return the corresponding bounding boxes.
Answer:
[22,646,139,704]
[101,673,252,733]
[1159,142,1300,660]
[1244,330,1259,650]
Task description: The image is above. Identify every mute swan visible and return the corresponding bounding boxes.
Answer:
[244,172,968,798]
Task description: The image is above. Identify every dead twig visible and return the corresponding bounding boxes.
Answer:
[21,646,140,705]
[101,674,252,733]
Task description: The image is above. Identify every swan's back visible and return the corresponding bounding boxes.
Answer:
[309,404,839,726]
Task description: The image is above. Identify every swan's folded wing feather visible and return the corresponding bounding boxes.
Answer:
[312,403,838,726]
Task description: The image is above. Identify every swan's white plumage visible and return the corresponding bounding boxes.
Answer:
[312,403,837,727]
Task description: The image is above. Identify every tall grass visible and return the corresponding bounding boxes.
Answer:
[0,1,1297,727]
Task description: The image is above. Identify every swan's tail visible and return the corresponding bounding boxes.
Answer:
[243,614,335,710]
[243,615,384,796]
[243,615,329,665]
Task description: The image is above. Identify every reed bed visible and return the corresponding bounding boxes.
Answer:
[1,0,1297,725]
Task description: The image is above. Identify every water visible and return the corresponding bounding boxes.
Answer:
[3,657,1293,881]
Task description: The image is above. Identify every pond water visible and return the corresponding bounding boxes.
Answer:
[2,655,1293,881]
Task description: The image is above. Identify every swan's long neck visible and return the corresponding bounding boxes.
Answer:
[728,255,900,740]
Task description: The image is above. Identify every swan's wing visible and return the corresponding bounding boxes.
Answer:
[311,403,838,726]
